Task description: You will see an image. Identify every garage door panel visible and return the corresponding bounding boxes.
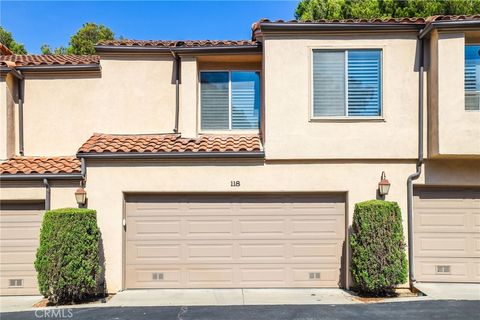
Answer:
[128,217,344,241]
[0,202,44,295]
[127,240,343,265]
[126,264,341,288]
[126,194,345,288]
[1,249,39,266]
[414,210,479,234]
[1,270,39,296]
[414,233,478,257]
[132,220,181,237]
[188,220,234,235]
[415,257,480,282]
[291,218,343,237]
[414,188,480,283]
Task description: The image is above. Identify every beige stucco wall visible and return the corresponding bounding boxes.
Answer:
[179,56,198,138]
[0,159,478,293]
[429,31,480,157]
[60,158,477,293]
[0,180,79,208]
[0,74,16,160]
[263,33,421,160]
[21,55,176,156]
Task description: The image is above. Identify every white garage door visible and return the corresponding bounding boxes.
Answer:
[414,188,480,283]
[125,194,346,289]
[0,202,44,295]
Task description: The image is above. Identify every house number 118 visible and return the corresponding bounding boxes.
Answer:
[230,181,240,187]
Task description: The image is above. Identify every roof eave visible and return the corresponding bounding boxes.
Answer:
[419,20,480,39]
[0,173,83,181]
[16,64,101,72]
[170,45,261,55]
[0,66,11,77]
[257,22,423,33]
[77,151,265,159]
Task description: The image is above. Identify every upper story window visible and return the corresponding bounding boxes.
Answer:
[200,71,260,131]
[312,49,382,118]
[465,45,480,111]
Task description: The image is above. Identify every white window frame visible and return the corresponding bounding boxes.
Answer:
[310,47,384,121]
[198,70,261,133]
[465,43,480,112]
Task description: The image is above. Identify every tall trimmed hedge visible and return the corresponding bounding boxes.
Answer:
[35,208,102,304]
[350,200,407,296]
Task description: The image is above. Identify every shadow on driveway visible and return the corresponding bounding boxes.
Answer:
[1,300,479,320]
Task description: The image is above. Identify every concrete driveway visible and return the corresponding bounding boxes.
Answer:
[2,300,480,320]
[107,288,359,307]
[0,296,42,313]
[414,283,480,300]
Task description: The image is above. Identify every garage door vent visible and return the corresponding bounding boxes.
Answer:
[436,265,451,274]
[152,273,164,281]
[309,272,321,279]
[9,279,23,287]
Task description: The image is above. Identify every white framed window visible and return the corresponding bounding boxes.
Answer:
[312,49,382,118]
[200,71,260,131]
[465,45,480,111]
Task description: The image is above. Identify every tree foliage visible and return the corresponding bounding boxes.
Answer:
[41,23,114,55]
[40,44,68,55]
[295,0,480,20]
[0,27,27,54]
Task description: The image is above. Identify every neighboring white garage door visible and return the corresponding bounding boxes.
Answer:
[0,202,44,295]
[414,188,480,283]
[125,194,346,289]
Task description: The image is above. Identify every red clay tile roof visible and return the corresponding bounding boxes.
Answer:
[78,133,263,154]
[256,17,426,26]
[0,43,13,55]
[0,157,81,175]
[252,14,480,33]
[96,39,259,48]
[0,55,100,67]
[427,14,480,22]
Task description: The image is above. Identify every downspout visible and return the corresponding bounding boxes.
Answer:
[18,77,25,156]
[43,178,51,211]
[171,50,180,133]
[81,158,86,179]
[80,157,87,188]
[406,37,425,288]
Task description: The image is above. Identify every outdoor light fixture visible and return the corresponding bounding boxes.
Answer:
[75,186,87,206]
[378,171,391,196]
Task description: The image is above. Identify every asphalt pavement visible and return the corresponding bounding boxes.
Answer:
[2,300,479,320]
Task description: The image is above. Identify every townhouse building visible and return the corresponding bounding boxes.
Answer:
[0,15,479,295]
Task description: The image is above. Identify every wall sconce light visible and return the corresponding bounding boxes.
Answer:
[75,186,87,206]
[378,171,391,196]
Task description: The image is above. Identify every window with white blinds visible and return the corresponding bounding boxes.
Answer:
[465,45,480,111]
[312,49,382,117]
[200,71,260,130]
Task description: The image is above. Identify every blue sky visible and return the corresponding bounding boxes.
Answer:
[1,1,298,54]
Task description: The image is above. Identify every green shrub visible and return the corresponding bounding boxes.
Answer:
[350,200,407,296]
[35,208,102,304]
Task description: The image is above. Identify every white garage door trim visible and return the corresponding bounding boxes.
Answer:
[414,187,480,283]
[122,193,347,289]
